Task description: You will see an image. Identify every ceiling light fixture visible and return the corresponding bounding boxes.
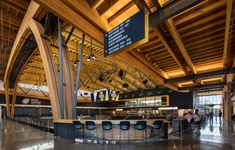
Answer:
[91,54,96,60]
[87,56,91,62]
[87,37,96,61]
[122,83,129,88]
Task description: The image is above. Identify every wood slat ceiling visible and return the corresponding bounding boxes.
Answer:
[4,0,235,92]
[174,0,226,73]
[0,0,30,80]
[19,26,155,92]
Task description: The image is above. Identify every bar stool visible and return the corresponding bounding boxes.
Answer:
[102,121,113,144]
[72,121,84,143]
[134,121,147,143]
[152,120,163,136]
[85,121,98,143]
[119,121,130,143]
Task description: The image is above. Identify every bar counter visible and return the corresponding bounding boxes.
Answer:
[53,118,169,142]
[54,118,168,125]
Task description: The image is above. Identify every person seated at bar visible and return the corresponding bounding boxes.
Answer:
[182,112,193,130]
[184,112,193,123]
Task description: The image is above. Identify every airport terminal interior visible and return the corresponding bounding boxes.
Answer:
[0,0,235,149]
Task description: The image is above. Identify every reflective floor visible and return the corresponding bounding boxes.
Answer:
[1,117,235,150]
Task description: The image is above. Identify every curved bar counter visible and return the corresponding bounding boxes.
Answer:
[54,119,169,143]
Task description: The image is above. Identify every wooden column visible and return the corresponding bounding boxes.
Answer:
[10,83,18,117]
[29,19,61,119]
[224,82,232,123]
[62,45,75,119]
[222,88,226,119]
[5,80,10,117]
[53,36,75,119]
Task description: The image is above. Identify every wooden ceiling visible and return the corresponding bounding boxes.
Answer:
[19,26,156,92]
[0,0,30,79]
[3,0,235,92]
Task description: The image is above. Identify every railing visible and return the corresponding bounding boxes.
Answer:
[13,116,54,133]
[171,118,183,150]
[11,116,172,144]
[171,118,182,133]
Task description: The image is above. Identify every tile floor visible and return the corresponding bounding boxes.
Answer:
[1,117,235,150]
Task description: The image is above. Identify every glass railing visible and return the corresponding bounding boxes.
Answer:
[13,116,54,132]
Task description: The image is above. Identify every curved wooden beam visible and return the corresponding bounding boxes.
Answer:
[10,49,38,117]
[5,1,63,119]
[4,1,40,84]
[54,36,75,119]
[62,46,75,119]
[28,19,61,119]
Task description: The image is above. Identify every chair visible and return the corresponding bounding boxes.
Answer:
[119,121,130,143]
[134,121,147,143]
[85,121,98,143]
[102,121,113,144]
[152,120,163,136]
[72,121,84,142]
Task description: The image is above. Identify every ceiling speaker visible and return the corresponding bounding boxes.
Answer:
[98,75,105,82]
[122,83,129,88]
[143,79,148,84]
[119,69,125,80]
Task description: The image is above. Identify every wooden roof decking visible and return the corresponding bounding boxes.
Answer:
[3,0,235,92]
[0,0,30,79]
[19,26,156,92]
[174,0,226,73]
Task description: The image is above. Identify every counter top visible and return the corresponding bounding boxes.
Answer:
[53,119,168,125]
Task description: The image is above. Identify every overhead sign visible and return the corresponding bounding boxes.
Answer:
[21,98,42,105]
[104,9,148,57]
[15,96,51,105]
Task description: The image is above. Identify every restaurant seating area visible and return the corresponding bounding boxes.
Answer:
[0,0,234,149]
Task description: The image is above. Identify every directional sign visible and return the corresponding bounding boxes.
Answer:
[104,9,148,57]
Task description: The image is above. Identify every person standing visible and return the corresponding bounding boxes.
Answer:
[219,109,222,123]
[194,110,201,126]
[209,111,214,123]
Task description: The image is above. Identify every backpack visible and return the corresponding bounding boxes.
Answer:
[193,115,200,122]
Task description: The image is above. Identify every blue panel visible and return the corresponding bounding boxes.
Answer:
[54,123,74,139]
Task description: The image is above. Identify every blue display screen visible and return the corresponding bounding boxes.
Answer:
[104,9,145,57]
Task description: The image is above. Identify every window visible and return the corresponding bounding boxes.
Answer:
[18,83,49,92]
[198,95,222,105]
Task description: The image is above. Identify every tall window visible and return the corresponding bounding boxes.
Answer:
[197,95,222,109]
[18,83,49,92]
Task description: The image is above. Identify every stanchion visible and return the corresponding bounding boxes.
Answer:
[47,120,50,132]
[180,122,182,150]
[163,122,168,140]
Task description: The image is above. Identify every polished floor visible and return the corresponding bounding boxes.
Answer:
[1,117,235,150]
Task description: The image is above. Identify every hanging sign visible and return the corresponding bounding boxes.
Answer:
[91,89,120,102]
[104,9,149,57]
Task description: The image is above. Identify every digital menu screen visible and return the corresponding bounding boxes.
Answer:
[104,9,147,57]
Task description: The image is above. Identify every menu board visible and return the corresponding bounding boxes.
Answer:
[104,9,148,57]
